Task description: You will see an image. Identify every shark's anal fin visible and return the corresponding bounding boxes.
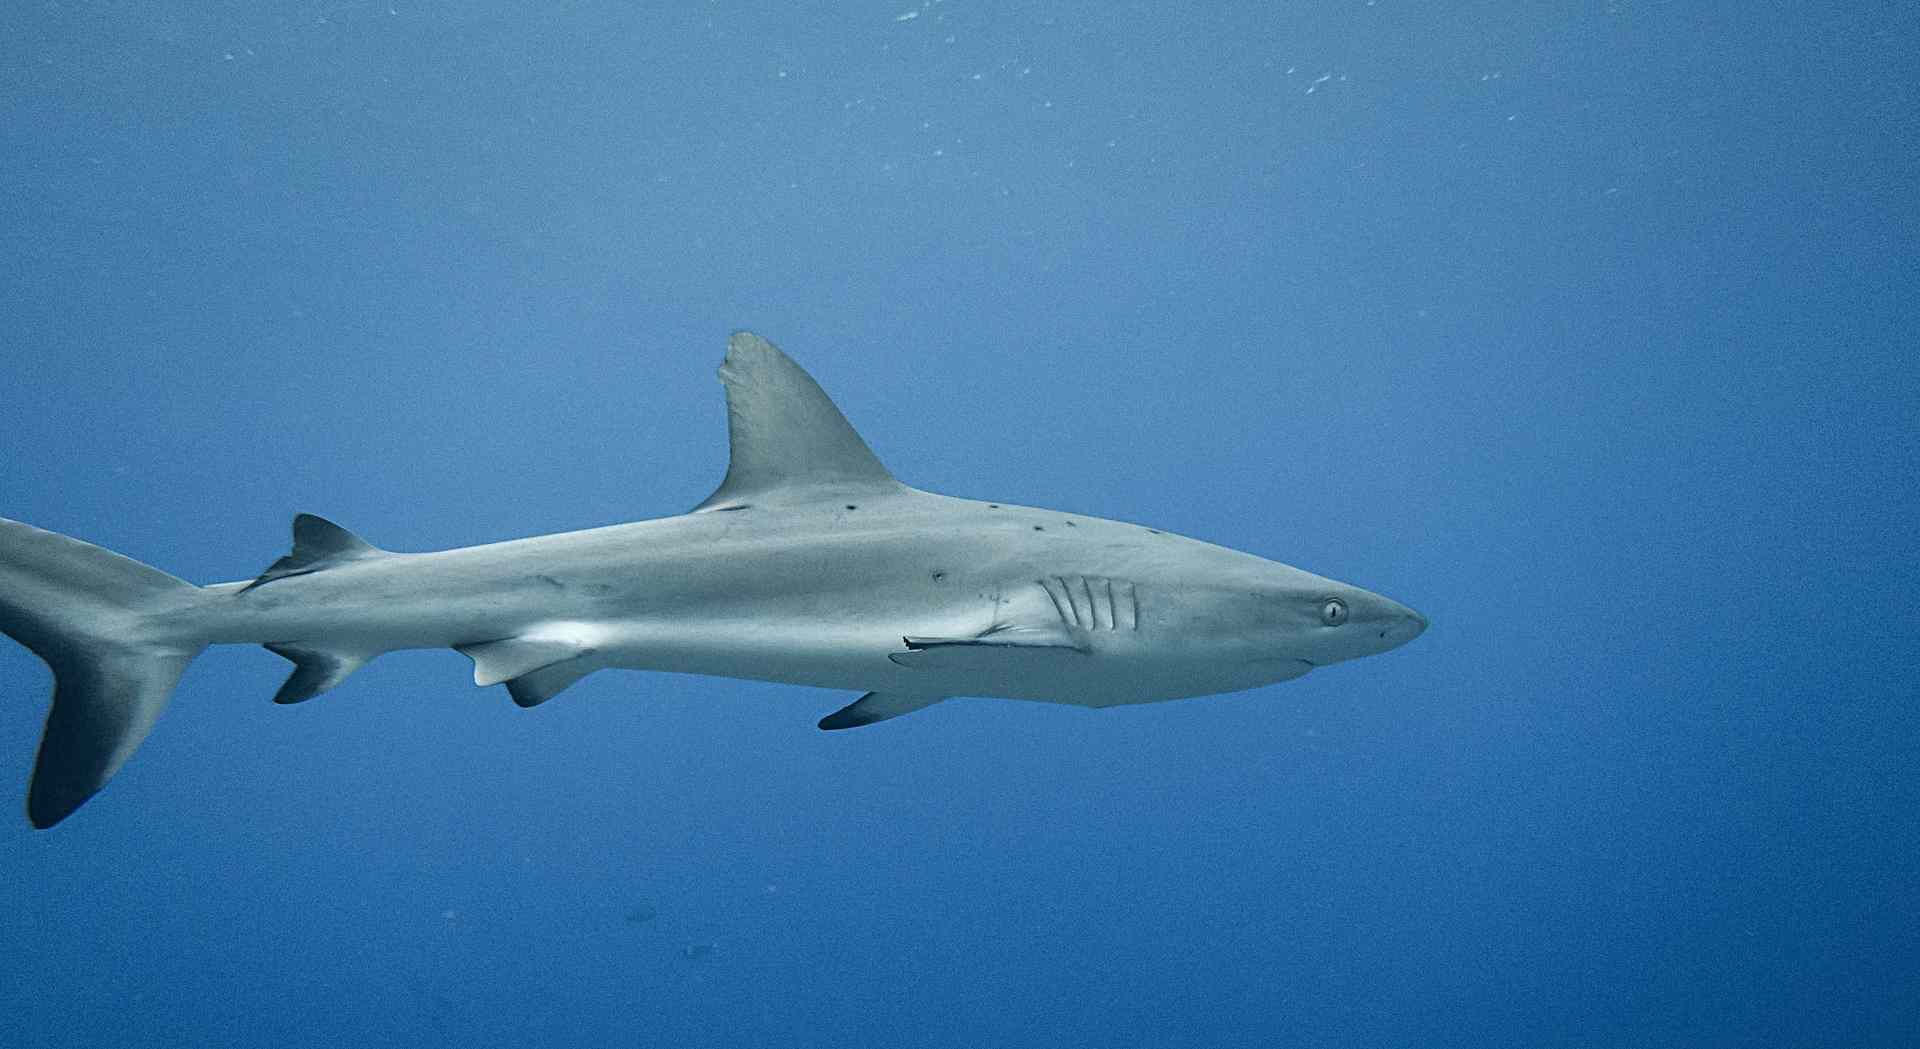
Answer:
[694,332,902,511]
[818,692,946,731]
[241,514,387,594]
[263,643,373,704]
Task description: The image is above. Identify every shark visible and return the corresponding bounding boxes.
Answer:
[0,332,1426,828]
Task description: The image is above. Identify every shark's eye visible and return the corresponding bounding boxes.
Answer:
[1322,599,1348,626]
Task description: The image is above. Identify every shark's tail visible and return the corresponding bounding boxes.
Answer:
[0,517,207,828]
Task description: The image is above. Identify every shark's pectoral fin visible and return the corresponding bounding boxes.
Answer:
[242,514,388,594]
[264,643,375,704]
[505,658,598,709]
[888,620,1089,671]
[818,692,946,731]
[455,623,603,689]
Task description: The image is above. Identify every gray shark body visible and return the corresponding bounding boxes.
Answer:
[0,333,1424,828]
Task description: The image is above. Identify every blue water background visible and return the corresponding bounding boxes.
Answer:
[1,3,1914,1046]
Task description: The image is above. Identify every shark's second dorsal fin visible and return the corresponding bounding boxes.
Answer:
[240,514,387,593]
[694,332,900,511]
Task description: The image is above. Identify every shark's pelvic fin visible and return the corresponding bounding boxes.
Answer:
[455,623,600,688]
[818,691,946,731]
[505,658,598,708]
[457,637,578,687]
[241,513,387,593]
[263,642,373,705]
[694,331,902,511]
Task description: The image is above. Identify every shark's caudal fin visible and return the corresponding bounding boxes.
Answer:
[694,331,904,511]
[0,518,207,828]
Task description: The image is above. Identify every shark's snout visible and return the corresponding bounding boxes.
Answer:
[1285,588,1427,668]
[1379,602,1427,648]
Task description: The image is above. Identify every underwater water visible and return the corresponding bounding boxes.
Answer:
[1,3,1914,1046]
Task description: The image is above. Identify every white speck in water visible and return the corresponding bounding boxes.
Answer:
[895,9,919,21]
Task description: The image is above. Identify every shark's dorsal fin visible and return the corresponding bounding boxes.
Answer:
[694,331,901,511]
[240,514,387,593]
